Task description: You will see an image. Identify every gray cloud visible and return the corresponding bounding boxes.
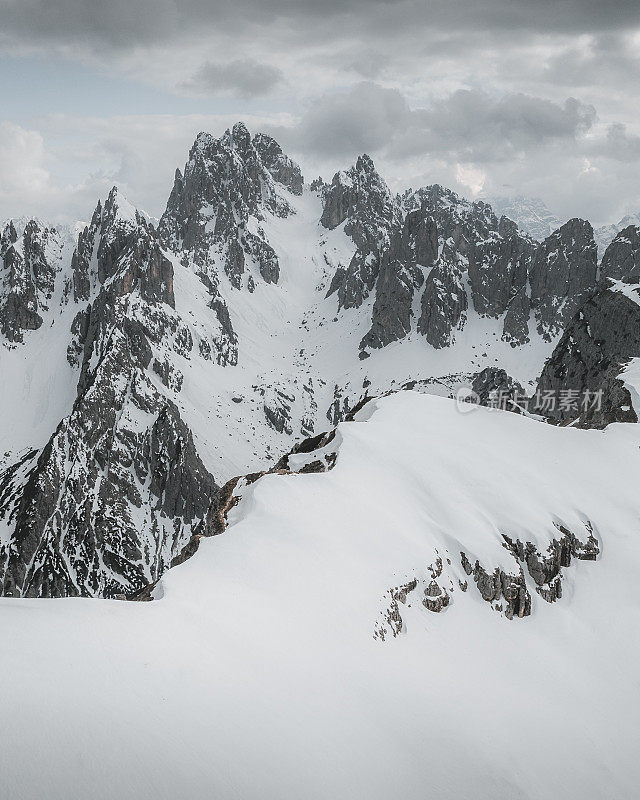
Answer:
[281,83,411,158]
[410,92,596,161]
[542,33,640,89]
[1,0,639,228]
[181,59,283,98]
[0,0,639,53]
[276,83,596,164]
[591,123,640,162]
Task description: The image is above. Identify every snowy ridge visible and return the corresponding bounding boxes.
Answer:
[1,391,639,798]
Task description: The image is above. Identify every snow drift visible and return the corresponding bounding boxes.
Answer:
[1,391,639,800]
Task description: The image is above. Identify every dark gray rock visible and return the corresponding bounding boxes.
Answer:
[359,210,436,352]
[244,230,279,284]
[422,579,450,613]
[403,187,535,347]
[224,237,245,288]
[535,282,640,426]
[73,188,175,309]
[468,215,532,320]
[471,368,525,412]
[253,132,303,195]
[461,552,531,620]
[502,286,531,345]
[263,389,295,435]
[599,225,640,283]
[529,218,598,340]
[323,155,398,310]
[0,219,63,343]
[417,247,468,348]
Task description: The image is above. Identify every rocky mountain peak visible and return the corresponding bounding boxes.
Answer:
[529,217,597,340]
[320,154,393,231]
[323,155,399,311]
[71,188,173,308]
[227,120,252,152]
[599,225,640,283]
[252,132,303,195]
[0,217,65,343]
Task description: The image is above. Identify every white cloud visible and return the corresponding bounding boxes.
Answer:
[456,163,485,196]
[0,122,50,196]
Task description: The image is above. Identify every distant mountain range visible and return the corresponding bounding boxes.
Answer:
[488,193,640,256]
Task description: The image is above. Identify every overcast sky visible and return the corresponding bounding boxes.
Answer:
[1,0,639,226]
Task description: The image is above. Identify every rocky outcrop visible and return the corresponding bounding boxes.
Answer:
[599,225,640,283]
[461,553,531,620]
[402,187,536,347]
[417,247,468,348]
[253,132,303,196]
[468,216,532,320]
[461,522,598,619]
[73,188,174,308]
[502,286,531,345]
[159,123,303,363]
[0,219,64,343]
[535,282,640,426]
[471,367,526,412]
[324,155,398,310]
[359,210,436,352]
[529,218,598,340]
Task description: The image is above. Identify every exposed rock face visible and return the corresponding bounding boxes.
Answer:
[468,216,532,319]
[402,186,537,347]
[326,175,603,357]
[0,219,64,343]
[502,286,531,345]
[461,553,531,620]
[417,246,468,348]
[599,225,640,283]
[159,122,303,364]
[0,190,219,598]
[359,210,436,352]
[253,133,303,196]
[502,524,599,603]
[323,155,398,310]
[471,367,525,411]
[73,188,174,309]
[529,218,598,340]
[535,282,640,426]
[460,522,598,620]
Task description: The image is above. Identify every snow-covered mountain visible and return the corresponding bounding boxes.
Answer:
[487,194,561,241]
[1,390,639,799]
[594,211,640,257]
[1,121,639,599]
[3,121,640,800]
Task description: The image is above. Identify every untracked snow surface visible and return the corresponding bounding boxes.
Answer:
[1,392,639,799]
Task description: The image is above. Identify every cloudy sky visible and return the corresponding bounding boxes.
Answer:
[1,0,639,226]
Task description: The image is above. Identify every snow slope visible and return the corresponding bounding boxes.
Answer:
[164,185,554,479]
[1,391,638,799]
